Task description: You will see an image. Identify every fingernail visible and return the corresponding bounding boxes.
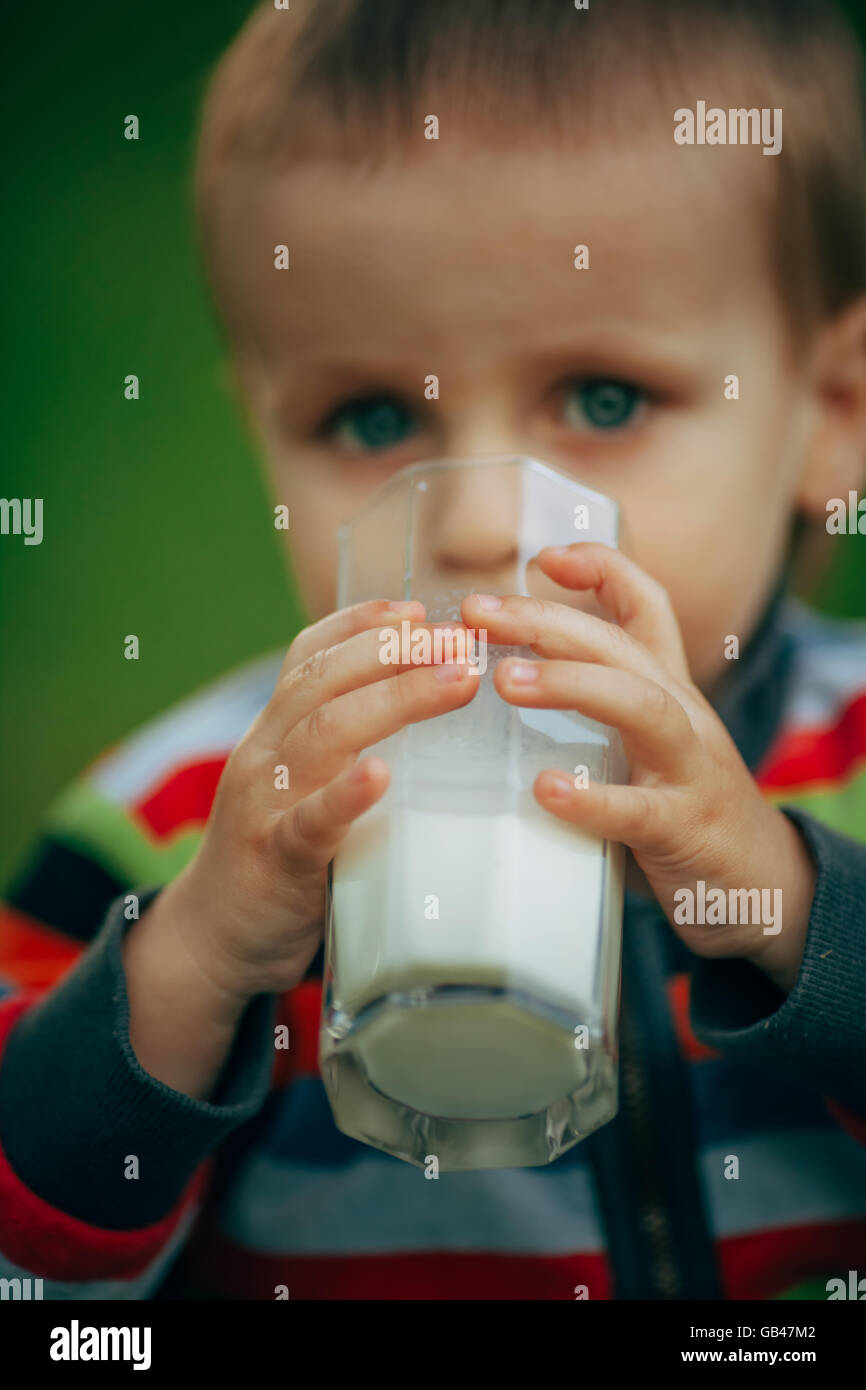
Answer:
[545,773,574,797]
[506,660,539,683]
[473,594,502,610]
[435,662,471,681]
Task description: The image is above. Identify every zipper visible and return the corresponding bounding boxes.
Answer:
[618,985,684,1298]
[585,897,723,1300]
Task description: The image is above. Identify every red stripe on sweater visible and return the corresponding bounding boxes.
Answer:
[121,684,866,847]
[132,757,228,839]
[665,974,721,1062]
[284,980,323,1079]
[186,1233,612,1300]
[757,691,866,790]
[188,1219,866,1301]
[0,906,83,992]
[719,1216,866,1299]
[0,996,209,1282]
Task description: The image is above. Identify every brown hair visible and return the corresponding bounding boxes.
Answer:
[193,0,866,352]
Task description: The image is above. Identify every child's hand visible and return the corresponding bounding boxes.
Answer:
[462,544,816,996]
[154,599,480,1005]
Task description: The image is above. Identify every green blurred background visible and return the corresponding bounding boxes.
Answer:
[2,0,865,887]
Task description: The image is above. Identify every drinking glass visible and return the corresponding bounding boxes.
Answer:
[320,455,627,1170]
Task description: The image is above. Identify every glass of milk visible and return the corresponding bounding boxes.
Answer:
[320,456,627,1170]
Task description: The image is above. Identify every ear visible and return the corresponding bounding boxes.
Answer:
[796,296,866,522]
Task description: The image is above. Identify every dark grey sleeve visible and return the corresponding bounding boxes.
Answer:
[0,888,278,1227]
[688,807,866,1116]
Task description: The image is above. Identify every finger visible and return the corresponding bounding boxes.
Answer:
[282,657,480,791]
[260,618,475,744]
[533,772,673,856]
[280,598,427,679]
[273,756,391,872]
[534,542,691,682]
[495,659,696,777]
[462,590,668,687]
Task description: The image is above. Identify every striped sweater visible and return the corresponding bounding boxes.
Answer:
[1,590,866,1300]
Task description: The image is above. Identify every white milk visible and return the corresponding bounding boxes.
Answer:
[330,801,624,1120]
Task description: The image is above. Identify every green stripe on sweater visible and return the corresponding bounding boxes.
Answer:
[765,764,866,844]
[44,780,202,886]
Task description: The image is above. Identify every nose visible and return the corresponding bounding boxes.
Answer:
[421,461,522,591]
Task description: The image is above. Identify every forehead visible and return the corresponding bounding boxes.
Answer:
[228,136,780,371]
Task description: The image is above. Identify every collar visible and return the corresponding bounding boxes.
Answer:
[705,570,796,774]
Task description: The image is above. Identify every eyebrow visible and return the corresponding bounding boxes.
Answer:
[516,327,703,392]
[268,324,703,426]
[265,357,428,431]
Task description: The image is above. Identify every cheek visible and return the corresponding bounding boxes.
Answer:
[618,481,794,685]
[271,457,425,618]
[263,462,340,615]
[286,529,338,619]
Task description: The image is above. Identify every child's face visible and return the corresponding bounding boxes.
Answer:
[230,137,820,689]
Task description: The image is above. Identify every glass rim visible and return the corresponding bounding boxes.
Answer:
[336,453,620,542]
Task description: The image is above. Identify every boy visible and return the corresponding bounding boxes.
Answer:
[2,0,866,1299]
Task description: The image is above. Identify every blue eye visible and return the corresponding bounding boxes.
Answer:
[330,397,417,452]
[564,380,645,432]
